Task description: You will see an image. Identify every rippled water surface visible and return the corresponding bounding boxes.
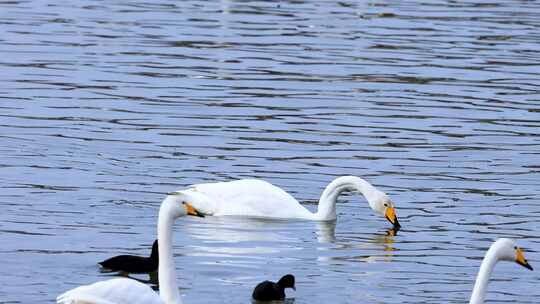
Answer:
[1,0,540,303]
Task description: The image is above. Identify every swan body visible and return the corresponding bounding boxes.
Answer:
[57,196,204,304]
[469,238,533,304]
[184,179,312,219]
[177,176,400,227]
[57,277,163,304]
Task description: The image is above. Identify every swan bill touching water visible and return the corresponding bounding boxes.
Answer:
[469,238,533,304]
[174,176,400,228]
[57,195,204,304]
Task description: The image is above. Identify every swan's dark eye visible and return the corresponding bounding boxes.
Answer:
[181,201,186,204]
[384,203,388,207]
[514,246,518,249]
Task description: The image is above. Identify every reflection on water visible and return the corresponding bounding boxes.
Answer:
[316,221,336,243]
[317,227,398,266]
[253,299,296,304]
[367,228,397,260]
[1,0,540,303]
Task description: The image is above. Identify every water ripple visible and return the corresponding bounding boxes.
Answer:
[1,0,540,303]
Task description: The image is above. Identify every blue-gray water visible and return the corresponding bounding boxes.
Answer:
[1,1,540,303]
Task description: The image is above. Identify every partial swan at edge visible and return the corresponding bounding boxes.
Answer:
[469,238,533,304]
[57,194,204,304]
[175,176,400,228]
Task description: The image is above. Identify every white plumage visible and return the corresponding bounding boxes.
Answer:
[57,278,162,304]
[184,179,311,219]
[177,176,400,227]
[469,238,533,304]
[57,195,204,304]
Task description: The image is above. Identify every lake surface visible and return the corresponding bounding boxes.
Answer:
[1,0,540,303]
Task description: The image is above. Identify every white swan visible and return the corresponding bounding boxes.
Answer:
[469,238,533,304]
[57,194,204,304]
[176,175,400,227]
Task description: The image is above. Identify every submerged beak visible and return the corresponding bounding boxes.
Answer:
[385,206,401,229]
[184,202,205,218]
[516,247,533,270]
[387,227,398,236]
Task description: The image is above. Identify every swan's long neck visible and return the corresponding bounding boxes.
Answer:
[158,199,182,304]
[315,176,379,221]
[469,246,499,304]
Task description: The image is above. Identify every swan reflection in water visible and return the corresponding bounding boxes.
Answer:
[316,220,398,244]
[315,221,398,265]
[184,215,377,245]
[181,216,399,263]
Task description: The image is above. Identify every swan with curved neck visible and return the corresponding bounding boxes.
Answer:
[57,194,204,304]
[469,238,533,304]
[178,175,400,228]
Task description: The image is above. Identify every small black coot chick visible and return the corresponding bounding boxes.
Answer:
[98,240,158,274]
[252,274,295,301]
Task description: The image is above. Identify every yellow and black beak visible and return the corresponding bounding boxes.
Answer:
[385,206,401,229]
[184,202,205,218]
[516,247,533,270]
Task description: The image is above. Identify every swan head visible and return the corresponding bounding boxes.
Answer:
[369,193,400,229]
[163,191,205,218]
[492,238,533,270]
[334,176,400,228]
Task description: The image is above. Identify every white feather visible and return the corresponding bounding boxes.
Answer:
[57,278,162,304]
[57,196,196,304]
[179,176,394,222]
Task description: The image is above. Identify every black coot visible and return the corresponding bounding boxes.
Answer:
[98,240,158,274]
[252,274,295,301]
